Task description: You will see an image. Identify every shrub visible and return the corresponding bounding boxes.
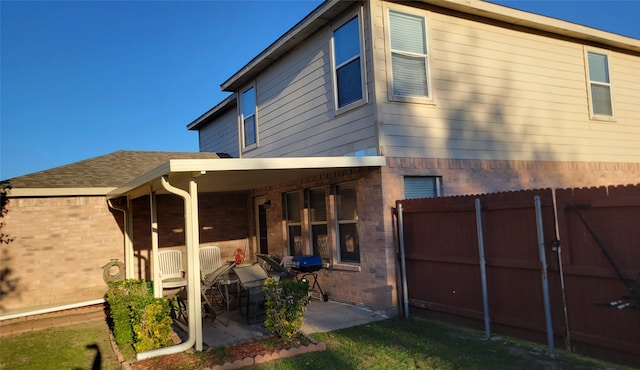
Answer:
[132,298,174,352]
[105,279,152,345]
[105,279,173,351]
[263,277,311,339]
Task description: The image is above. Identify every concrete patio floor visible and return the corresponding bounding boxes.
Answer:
[201,299,390,348]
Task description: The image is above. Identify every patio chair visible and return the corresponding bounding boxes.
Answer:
[201,262,237,324]
[256,254,296,280]
[281,255,294,270]
[157,249,187,292]
[199,245,222,280]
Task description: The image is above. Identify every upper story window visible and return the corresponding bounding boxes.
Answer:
[241,86,257,148]
[332,12,365,111]
[388,10,431,101]
[586,51,614,119]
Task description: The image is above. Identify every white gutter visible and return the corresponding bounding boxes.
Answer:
[136,176,202,360]
[0,299,105,321]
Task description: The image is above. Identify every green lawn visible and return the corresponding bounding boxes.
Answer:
[0,320,121,370]
[250,318,633,370]
[0,316,633,370]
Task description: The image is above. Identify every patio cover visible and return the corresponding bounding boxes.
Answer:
[105,156,385,357]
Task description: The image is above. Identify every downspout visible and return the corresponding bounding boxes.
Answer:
[107,198,133,278]
[397,203,409,318]
[150,191,161,298]
[136,176,202,360]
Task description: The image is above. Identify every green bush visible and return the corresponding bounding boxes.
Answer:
[105,279,152,345]
[263,277,311,339]
[105,279,172,352]
[132,298,174,352]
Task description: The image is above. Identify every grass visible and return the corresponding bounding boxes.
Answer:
[0,320,121,370]
[0,316,634,370]
[247,317,634,370]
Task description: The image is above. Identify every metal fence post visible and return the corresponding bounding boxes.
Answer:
[475,198,491,339]
[535,195,555,357]
[398,203,409,318]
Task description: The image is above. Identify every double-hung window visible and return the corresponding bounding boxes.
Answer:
[388,10,431,101]
[241,86,257,148]
[308,188,329,261]
[332,13,365,110]
[336,182,359,263]
[586,51,614,118]
[285,191,302,256]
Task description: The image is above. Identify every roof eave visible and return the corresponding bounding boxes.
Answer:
[5,187,117,197]
[220,0,639,94]
[423,0,640,53]
[186,94,237,131]
[220,0,351,92]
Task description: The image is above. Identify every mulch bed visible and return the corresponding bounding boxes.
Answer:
[129,334,312,369]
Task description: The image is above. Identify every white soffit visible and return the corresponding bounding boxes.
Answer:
[107,156,386,199]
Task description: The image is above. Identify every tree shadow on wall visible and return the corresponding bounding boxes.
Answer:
[0,182,19,311]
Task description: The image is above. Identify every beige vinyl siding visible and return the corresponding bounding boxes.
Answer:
[198,108,240,158]
[374,1,640,163]
[242,3,378,159]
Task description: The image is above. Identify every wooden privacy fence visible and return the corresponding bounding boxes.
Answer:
[395,185,639,367]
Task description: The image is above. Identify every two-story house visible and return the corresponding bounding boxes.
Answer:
[2,0,638,338]
[183,0,640,311]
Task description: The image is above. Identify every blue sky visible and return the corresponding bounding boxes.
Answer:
[1,1,638,180]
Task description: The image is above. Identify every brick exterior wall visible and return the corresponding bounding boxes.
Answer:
[384,157,640,197]
[248,167,397,314]
[128,192,250,280]
[0,196,124,314]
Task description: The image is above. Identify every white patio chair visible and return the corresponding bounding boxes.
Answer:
[281,255,294,270]
[157,249,187,291]
[199,245,222,281]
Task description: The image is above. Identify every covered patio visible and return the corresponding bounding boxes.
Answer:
[201,299,389,348]
[105,156,385,360]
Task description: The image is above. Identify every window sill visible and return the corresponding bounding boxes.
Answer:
[335,99,367,116]
[389,95,436,106]
[589,114,616,123]
[330,263,361,272]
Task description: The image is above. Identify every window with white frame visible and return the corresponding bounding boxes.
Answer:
[308,188,329,261]
[285,191,302,256]
[332,13,365,110]
[586,51,614,118]
[336,182,359,263]
[404,176,441,199]
[241,86,257,147]
[388,10,430,100]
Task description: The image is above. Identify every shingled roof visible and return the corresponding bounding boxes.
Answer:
[2,150,224,189]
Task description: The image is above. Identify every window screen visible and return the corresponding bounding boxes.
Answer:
[404,176,441,199]
[389,11,429,99]
[587,51,613,117]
